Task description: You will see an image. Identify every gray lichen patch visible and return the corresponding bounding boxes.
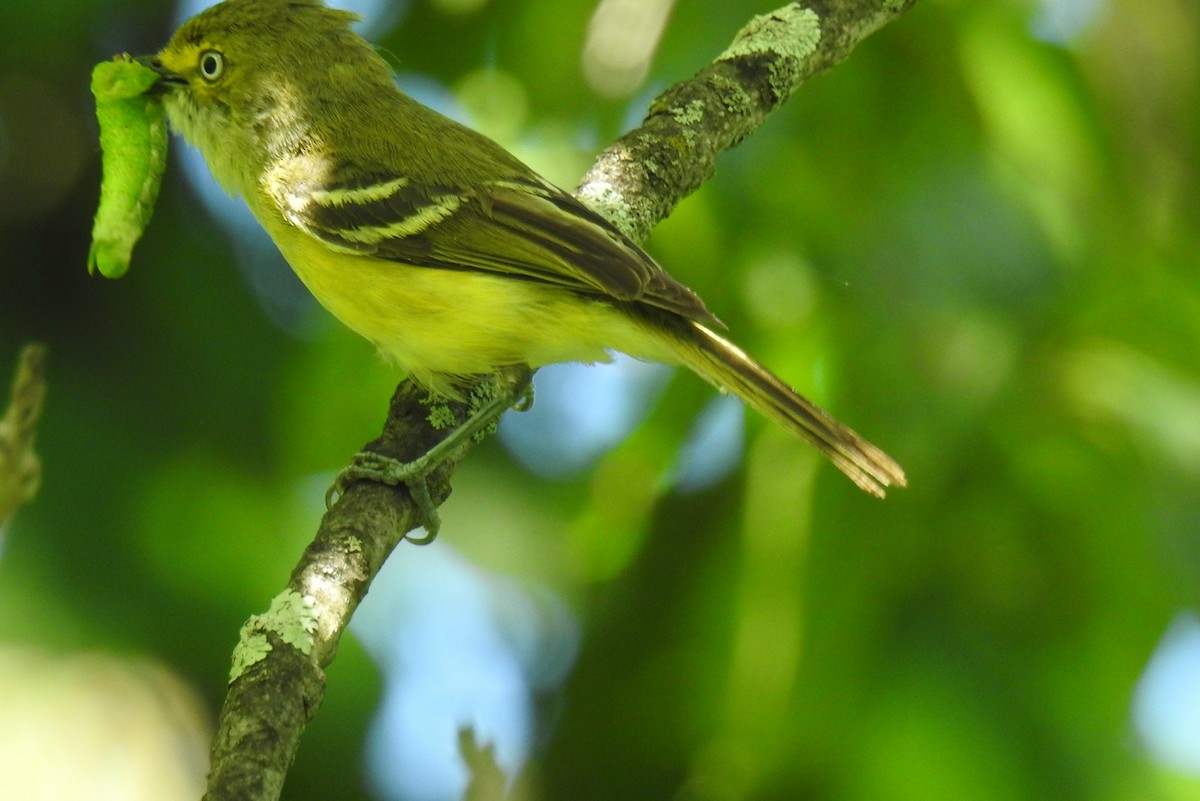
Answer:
[719,6,821,62]
[229,591,319,682]
[717,7,822,97]
[576,176,640,238]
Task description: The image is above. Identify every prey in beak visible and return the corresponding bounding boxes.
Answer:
[132,55,187,91]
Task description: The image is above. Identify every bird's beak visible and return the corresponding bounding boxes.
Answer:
[133,54,186,91]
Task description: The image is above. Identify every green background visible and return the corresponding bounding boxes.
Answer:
[1,0,1197,799]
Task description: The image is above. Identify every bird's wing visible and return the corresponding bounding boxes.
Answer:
[272,168,720,326]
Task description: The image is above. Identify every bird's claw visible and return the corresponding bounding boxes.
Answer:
[325,452,441,544]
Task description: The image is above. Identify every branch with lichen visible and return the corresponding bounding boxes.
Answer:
[201,2,917,799]
[203,370,528,801]
[578,0,916,241]
[0,344,47,531]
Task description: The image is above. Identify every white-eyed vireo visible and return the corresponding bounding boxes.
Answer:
[143,0,905,496]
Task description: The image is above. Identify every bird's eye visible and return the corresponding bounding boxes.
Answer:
[198,50,225,82]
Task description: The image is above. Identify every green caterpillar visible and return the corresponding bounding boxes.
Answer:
[87,54,168,279]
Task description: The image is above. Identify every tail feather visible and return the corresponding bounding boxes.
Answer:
[680,323,906,497]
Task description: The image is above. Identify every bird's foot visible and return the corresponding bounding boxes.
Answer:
[324,367,535,545]
[326,451,442,543]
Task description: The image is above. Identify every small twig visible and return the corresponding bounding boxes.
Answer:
[459,727,509,801]
[0,343,47,529]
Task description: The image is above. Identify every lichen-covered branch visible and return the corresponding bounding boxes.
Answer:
[578,0,917,241]
[203,370,529,801]
[202,2,916,799]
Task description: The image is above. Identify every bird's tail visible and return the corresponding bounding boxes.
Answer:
[675,321,906,497]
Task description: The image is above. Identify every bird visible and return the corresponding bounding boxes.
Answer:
[142,0,905,503]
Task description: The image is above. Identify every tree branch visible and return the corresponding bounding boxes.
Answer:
[578,0,916,241]
[201,2,917,798]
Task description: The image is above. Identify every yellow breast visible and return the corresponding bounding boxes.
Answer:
[247,188,676,391]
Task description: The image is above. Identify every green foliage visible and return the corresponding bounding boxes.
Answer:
[0,1,1196,799]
